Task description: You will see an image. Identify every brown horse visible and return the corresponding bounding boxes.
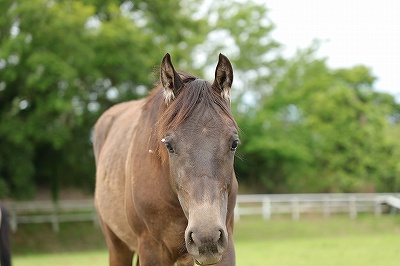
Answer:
[94,53,239,266]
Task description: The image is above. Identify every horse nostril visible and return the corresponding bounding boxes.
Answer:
[187,230,199,247]
[218,229,226,245]
[218,229,223,243]
[186,230,200,256]
[189,231,194,244]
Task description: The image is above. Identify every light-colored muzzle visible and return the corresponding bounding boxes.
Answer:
[185,204,228,265]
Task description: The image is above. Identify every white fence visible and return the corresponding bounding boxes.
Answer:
[234,193,400,221]
[4,193,400,232]
[6,200,98,232]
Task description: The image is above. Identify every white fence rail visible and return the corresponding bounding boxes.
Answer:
[4,193,400,232]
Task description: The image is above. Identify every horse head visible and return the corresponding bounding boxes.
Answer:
[158,53,238,265]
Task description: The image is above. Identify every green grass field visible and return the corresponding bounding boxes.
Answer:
[13,214,400,266]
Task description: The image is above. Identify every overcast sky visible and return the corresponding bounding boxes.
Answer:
[266,0,400,100]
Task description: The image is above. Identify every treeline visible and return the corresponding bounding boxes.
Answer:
[0,0,399,199]
[234,46,400,193]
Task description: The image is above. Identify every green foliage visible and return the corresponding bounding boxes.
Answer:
[0,0,206,199]
[236,44,400,193]
[1,0,399,198]
[192,0,283,100]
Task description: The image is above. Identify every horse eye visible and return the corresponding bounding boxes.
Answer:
[230,140,239,151]
[161,138,174,153]
[164,142,175,153]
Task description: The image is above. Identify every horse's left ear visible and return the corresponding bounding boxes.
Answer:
[213,53,233,102]
[160,53,183,105]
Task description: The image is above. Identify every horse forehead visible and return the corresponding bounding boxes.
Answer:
[203,103,233,123]
[183,109,232,134]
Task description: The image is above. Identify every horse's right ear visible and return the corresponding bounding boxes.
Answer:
[160,53,183,105]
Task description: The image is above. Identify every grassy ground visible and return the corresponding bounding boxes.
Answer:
[234,214,400,266]
[12,222,106,254]
[12,214,400,266]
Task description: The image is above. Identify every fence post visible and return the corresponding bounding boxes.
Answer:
[323,196,330,219]
[9,208,18,232]
[291,197,300,220]
[349,196,357,219]
[51,202,60,233]
[234,203,240,221]
[93,212,99,227]
[262,197,271,220]
[374,198,382,217]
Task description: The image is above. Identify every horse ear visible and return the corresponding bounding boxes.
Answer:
[212,53,233,102]
[160,53,183,105]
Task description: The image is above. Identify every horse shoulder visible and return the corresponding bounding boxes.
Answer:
[93,100,143,163]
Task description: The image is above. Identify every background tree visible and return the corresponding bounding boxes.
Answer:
[237,44,400,193]
[0,0,206,199]
[1,0,399,199]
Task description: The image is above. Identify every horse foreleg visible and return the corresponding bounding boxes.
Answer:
[176,253,194,266]
[100,220,134,266]
[136,234,175,266]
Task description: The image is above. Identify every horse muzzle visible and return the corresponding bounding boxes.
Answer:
[185,223,228,265]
